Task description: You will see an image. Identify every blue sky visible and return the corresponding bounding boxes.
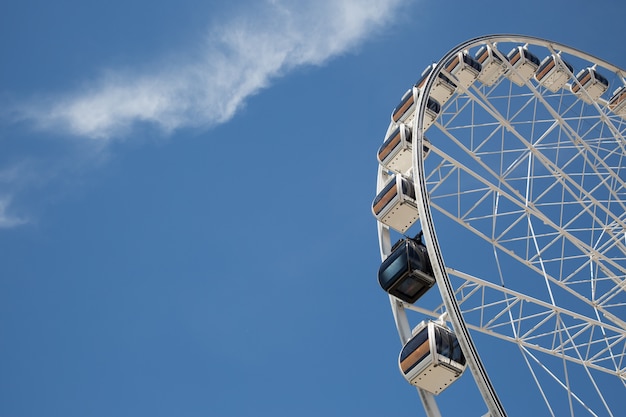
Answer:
[1,1,625,416]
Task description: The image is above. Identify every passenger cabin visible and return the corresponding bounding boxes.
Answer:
[474,44,507,86]
[570,67,610,104]
[378,236,435,303]
[372,174,419,233]
[444,51,482,89]
[377,125,430,174]
[416,64,457,106]
[535,54,574,93]
[506,46,540,86]
[392,87,441,131]
[399,321,467,394]
[608,86,626,118]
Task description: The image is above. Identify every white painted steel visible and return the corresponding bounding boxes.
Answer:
[375,35,626,417]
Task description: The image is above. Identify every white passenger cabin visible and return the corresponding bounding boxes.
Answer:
[372,174,419,233]
[535,54,574,93]
[444,51,482,89]
[377,124,430,175]
[391,87,441,132]
[608,86,626,118]
[378,124,413,174]
[399,321,467,395]
[392,87,417,125]
[570,67,609,104]
[419,97,441,132]
[416,64,457,106]
[506,46,540,86]
[474,45,507,86]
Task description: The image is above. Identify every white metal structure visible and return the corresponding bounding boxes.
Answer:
[373,173,419,234]
[375,35,626,417]
[416,64,458,106]
[571,67,610,104]
[474,45,508,87]
[399,320,467,394]
[444,51,482,90]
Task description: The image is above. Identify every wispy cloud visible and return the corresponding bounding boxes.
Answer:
[3,0,410,227]
[0,196,27,228]
[17,0,408,141]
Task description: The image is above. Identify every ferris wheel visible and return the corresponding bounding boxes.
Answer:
[373,35,626,417]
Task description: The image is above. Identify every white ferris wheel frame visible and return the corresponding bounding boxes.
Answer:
[375,34,626,417]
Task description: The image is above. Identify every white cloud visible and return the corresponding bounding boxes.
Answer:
[2,0,410,228]
[0,196,27,228]
[19,0,409,140]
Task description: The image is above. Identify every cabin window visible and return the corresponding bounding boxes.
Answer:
[507,49,520,64]
[537,57,554,74]
[394,275,425,300]
[400,178,416,200]
[372,177,397,213]
[595,70,609,87]
[434,327,447,358]
[451,336,466,365]
[426,98,441,114]
[404,127,413,143]
[401,326,430,365]
[523,49,540,66]
[408,242,431,275]
[434,327,466,365]
[384,126,402,147]
[440,72,457,88]
[462,54,482,72]
[378,245,408,289]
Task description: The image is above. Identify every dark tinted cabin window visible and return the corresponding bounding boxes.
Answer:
[373,177,397,208]
[451,335,466,365]
[408,241,431,275]
[440,72,457,88]
[379,243,409,290]
[440,328,466,365]
[576,69,591,83]
[492,49,503,63]
[400,178,416,200]
[524,50,540,66]
[426,98,441,114]
[595,70,609,87]
[395,275,425,300]
[463,54,482,71]
[400,326,430,363]
[404,126,413,143]
[383,126,401,148]
[434,327,465,365]
[537,57,554,74]
[434,327,449,359]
